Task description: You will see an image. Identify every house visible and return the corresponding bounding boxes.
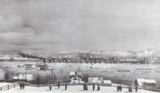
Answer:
[70,76,83,84]
[103,80,112,86]
[24,64,36,70]
[69,71,83,84]
[119,58,143,64]
[144,79,156,89]
[13,73,34,81]
[136,78,146,88]
[0,69,5,81]
[136,78,156,89]
[88,77,103,84]
[37,62,47,70]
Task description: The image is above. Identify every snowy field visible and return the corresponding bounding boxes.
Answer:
[1,85,159,93]
[2,63,160,87]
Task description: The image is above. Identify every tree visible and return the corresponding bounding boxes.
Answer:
[35,74,40,87]
[83,83,88,90]
[82,74,88,83]
[4,73,9,82]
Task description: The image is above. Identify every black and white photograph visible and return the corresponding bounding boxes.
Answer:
[0,0,160,93]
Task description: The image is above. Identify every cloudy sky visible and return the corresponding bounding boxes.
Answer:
[0,0,160,55]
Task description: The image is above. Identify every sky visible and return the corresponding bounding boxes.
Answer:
[0,0,160,55]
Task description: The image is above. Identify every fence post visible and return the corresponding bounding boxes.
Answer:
[0,87,2,91]
[14,83,15,88]
[8,85,9,90]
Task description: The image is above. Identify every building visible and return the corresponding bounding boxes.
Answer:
[24,64,37,70]
[136,78,157,89]
[13,73,34,81]
[69,71,83,84]
[119,58,144,64]
[103,80,112,86]
[88,77,103,84]
[0,69,5,81]
[144,79,156,89]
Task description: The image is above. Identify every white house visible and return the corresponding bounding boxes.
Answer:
[0,69,5,81]
[103,80,112,86]
[136,78,156,89]
[69,71,83,84]
[88,77,103,84]
[136,78,146,87]
[144,79,156,89]
[13,73,34,81]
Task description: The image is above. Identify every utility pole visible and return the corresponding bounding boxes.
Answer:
[50,69,54,84]
[25,69,27,82]
[37,70,40,87]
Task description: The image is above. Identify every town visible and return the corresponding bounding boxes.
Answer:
[0,0,160,93]
[0,50,159,93]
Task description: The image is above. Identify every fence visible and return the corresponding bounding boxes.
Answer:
[0,82,19,91]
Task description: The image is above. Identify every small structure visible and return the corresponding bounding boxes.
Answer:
[136,78,146,88]
[24,64,36,70]
[144,79,156,89]
[102,80,112,86]
[69,71,83,84]
[88,77,103,84]
[119,58,143,64]
[136,78,156,89]
[69,71,77,76]
[37,62,47,70]
[0,69,5,81]
[13,73,34,81]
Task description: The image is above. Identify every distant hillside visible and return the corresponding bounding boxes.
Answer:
[0,49,160,63]
[49,49,160,64]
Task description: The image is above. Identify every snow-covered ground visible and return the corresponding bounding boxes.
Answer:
[0,82,11,87]
[1,85,158,93]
